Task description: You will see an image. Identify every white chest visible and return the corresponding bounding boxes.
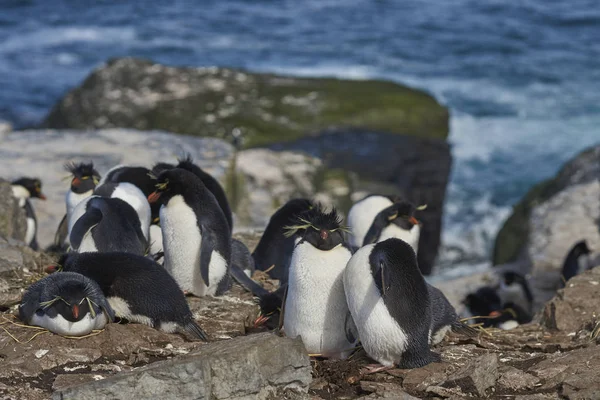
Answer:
[30,312,108,336]
[379,223,420,254]
[343,244,409,366]
[11,185,29,208]
[160,196,206,296]
[66,190,93,218]
[284,241,354,358]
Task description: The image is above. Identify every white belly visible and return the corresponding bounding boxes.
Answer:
[343,244,409,366]
[379,224,420,254]
[284,240,354,359]
[161,196,208,296]
[25,217,36,246]
[347,196,393,248]
[149,224,164,257]
[30,312,108,336]
[66,190,93,220]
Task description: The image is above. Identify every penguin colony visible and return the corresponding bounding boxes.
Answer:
[10,161,593,370]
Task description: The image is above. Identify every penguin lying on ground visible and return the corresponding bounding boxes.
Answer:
[344,238,475,368]
[11,177,46,250]
[463,284,532,329]
[148,168,231,297]
[346,195,423,253]
[51,162,101,252]
[152,154,233,233]
[561,240,592,284]
[281,206,357,359]
[497,271,534,317]
[19,272,114,336]
[50,252,208,341]
[68,196,148,255]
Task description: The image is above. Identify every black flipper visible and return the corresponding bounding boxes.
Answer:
[199,233,217,287]
[183,320,209,342]
[70,207,103,251]
[278,285,288,332]
[372,258,391,298]
[230,263,271,298]
[345,311,359,344]
[53,214,68,248]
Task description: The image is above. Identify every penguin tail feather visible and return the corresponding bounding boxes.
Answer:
[184,320,209,342]
[451,321,479,338]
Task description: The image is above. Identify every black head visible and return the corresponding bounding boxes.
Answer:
[64,162,101,194]
[284,205,348,251]
[388,199,425,230]
[571,240,591,257]
[151,162,176,176]
[463,286,503,319]
[176,154,204,176]
[12,177,46,200]
[147,168,203,205]
[34,272,111,322]
[370,238,420,279]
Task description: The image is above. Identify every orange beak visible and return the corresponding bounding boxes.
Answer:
[489,311,501,318]
[45,265,57,274]
[38,193,47,200]
[72,177,81,187]
[409,216,419,225]
[72,304,79,319]
[148,191,162,204]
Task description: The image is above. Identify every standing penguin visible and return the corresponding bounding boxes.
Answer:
[282,206,356,359]
[19,272,114,336]
[497,271,534,316]
[68,196,148,255]
[152,155,233,233]
[11,177,46,250]
[347,195,423,253]
[148,168,231,297]
[561,240,592,284]
[53,252,208,340]
[344,238,473,368]
[52,162,101,251]
[252,198,314,284]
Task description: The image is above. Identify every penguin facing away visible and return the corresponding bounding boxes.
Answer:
[347,195,423,253]
[68,196,148,255]
[282,206,357,359]
[152,155,233,233]
[11,177,46,250]
[252,198,314,284]
[344,238,444,368]
[19,272,114,336]
[148,168,231,297]
[93,182,151,240]
[53,252,208,340]
[561,240,591,284]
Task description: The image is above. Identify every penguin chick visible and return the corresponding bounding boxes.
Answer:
[282,206,356,359]
[343,238,441,368]
[19,272,114,336]
[148,168,231,297]
[55,252,209,341]
[252,198,314,284]
[152,155,233,233]
[68,196,148,255]
[53,162,101,251]
[11,177,46,250]
[561,240,591,284]
[347,195,422,253]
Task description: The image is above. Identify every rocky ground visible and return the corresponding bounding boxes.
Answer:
[1,228,599,399]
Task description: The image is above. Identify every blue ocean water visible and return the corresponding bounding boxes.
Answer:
[1,0,598,272]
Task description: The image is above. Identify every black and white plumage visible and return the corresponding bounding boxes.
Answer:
[561,240,592,284]
[497,271,534,316]
[11,177,46,250]
[52,162,101,251]
[463,285,532,330]
[344,238,474,368]
[346,195,422,253]
[152,155,233,233]
[68,196,148,255]
[282,206,357,359]
[19,272,114,336]
[56,252,208,340]
[149,168,231,297]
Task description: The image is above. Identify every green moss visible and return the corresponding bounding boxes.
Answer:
[139,72,448,149]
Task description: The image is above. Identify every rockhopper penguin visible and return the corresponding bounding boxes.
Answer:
[148,168,231,297]
[11,177,46,250]
[19,271,114,336]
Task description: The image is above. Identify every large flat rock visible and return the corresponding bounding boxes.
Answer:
[53,333,311,400]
